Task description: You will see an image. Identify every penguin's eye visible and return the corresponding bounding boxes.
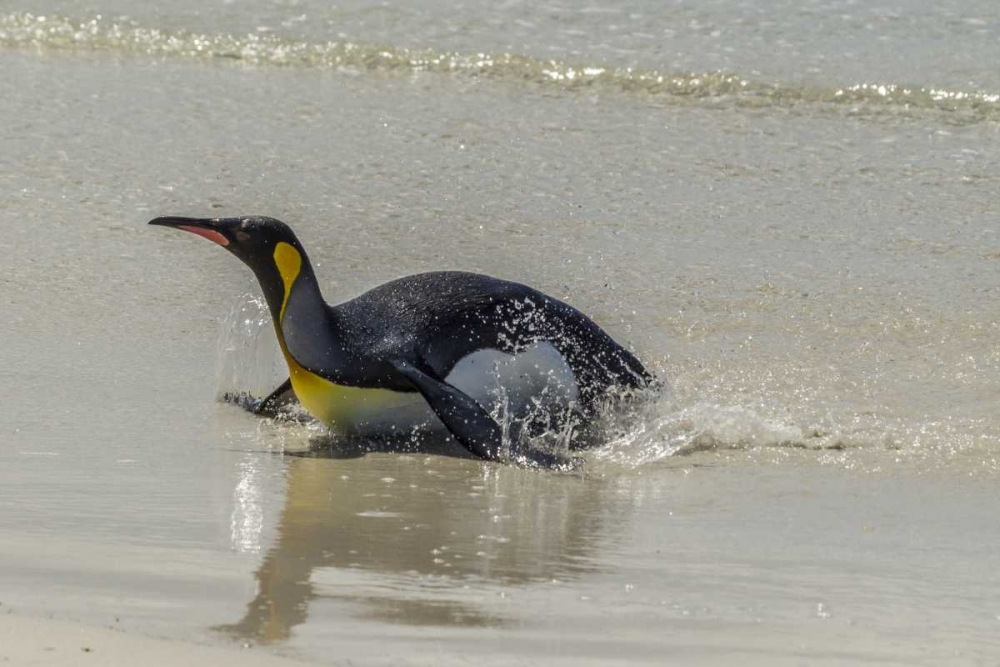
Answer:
[235,230,251,243]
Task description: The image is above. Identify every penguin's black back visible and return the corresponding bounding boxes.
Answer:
[329,271,650,407]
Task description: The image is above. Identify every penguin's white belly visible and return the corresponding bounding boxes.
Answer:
[343,341,579,436]
[446,341,579,415]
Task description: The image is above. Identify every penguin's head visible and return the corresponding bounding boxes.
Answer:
[149,215,312,317]
[148,215,306,271]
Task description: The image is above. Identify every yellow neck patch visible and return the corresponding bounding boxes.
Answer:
[269,240,403,430]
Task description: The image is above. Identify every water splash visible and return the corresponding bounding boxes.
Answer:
[591,397,810,467]
[3,12,1000,124]
[209,295,998,472]
[215,292,287,405]
[485,363,582,466]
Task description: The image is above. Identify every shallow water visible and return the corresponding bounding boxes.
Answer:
[1,1,999,664]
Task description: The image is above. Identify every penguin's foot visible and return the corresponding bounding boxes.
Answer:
[221,390,264,412]
[221,379,299,419]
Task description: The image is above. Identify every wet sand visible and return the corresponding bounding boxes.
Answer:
[0,615,310,667]
[3,455,998,664]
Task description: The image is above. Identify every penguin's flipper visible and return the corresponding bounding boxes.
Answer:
[389,359,504,461]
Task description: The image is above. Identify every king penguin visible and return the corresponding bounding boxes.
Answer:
[150,216,653,465]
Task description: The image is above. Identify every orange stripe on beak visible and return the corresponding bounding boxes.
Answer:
[179,225,230,247]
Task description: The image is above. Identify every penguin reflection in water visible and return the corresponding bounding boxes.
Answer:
[150,216,653,467]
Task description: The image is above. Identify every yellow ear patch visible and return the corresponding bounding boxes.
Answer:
[273,242,302,321]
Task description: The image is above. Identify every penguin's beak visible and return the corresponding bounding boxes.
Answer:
[148,216,237,247]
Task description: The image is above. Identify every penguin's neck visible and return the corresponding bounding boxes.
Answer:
[265,241,345,375]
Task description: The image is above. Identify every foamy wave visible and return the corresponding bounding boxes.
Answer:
[3,12,1000,123]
